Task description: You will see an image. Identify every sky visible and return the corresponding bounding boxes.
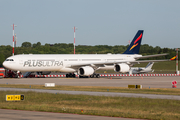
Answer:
[0,0,180,48]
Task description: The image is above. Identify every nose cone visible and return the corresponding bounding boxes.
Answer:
[2,61,6,68]
[3,61,8,69]
[3,61,11,70]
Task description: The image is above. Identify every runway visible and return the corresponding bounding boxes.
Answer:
[0,109,142,120]
[0,76,179,88]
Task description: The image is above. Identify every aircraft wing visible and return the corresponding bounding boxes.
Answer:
[66,60,135,69]
[67,55,175,69]
[134,53,168,60]
[133,55,176,64]
[68,58,171,67]
[132,59,170,63]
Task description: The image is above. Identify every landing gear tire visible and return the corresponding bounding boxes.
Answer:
[66,73,76,78]
[90,74,100,78]
[66,74,69,78]
[90,75,94,78]
[69,73,73,77]
[96,74,100,78]
[79,75,88,78]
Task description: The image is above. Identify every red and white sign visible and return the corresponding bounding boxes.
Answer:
[172,80,177,88]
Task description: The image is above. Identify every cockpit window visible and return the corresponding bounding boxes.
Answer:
[5,59,14,61]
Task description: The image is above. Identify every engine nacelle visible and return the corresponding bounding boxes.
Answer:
[37,71,51,75]
[78,66,94,76]
[114,64,130,73]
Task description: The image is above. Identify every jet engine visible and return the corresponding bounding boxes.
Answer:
[37,71,51,75]
[114,64,130,73]
[78,66,94,76]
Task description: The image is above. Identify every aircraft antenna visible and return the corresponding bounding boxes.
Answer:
[72,26,78,54]
[11,24,17,56]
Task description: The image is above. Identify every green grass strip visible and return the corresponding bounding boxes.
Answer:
[0,91,180,120]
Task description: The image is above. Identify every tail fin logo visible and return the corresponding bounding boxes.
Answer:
[129,33,142,51]
[130,43,138,51]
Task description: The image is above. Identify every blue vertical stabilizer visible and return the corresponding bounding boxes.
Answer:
[123,30,144,54]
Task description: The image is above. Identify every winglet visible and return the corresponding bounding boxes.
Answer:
[170,55,177,61]
[123,30,144,54]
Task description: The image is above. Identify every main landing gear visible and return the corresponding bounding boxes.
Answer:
[79,74,100,78]
[66,73,100,78]
[66,73,76,78]
[90,74,100,78]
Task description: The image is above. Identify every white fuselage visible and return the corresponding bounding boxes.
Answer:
[3,54,141,73]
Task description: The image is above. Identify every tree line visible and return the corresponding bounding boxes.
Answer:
[0,41,179,67]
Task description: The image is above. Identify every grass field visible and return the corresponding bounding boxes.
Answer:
[0,91,180,120]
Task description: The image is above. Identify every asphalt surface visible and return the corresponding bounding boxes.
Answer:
[0,76,179,88]
[0,109,142,120]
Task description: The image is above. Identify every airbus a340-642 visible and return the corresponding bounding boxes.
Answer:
[3,30,171,78]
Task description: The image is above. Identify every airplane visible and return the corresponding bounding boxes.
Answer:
[128,62,154,74]
[3,30,170,78]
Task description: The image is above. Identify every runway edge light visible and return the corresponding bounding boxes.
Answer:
[6,95,24,101]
